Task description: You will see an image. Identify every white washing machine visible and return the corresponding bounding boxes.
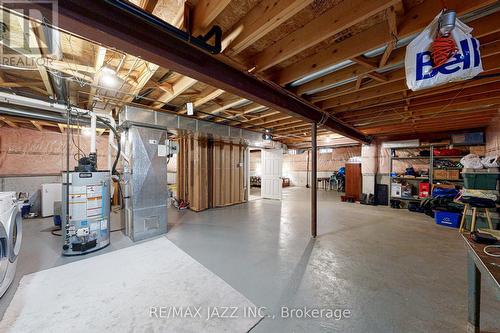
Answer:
[0,192,22,297]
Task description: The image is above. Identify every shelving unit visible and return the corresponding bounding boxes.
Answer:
[388,144,485,205]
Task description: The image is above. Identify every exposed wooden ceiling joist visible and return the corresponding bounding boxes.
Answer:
[46,0,368,142]
[276,0,497,85]
[140,0,159,14]
[225,0,314,55]
[191,0,231,36]
[254,0,399,72]
[323,54,500,111]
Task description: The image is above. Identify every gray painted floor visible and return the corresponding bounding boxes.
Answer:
[1,187,499,332]
[166,187,500,333]
[0,210,134,319]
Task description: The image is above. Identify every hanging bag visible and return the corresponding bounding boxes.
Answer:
[405,12,483,91]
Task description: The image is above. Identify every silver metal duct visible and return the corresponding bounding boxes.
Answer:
[289,60,354,87]
[122,125,169,242]
[119,106,284,149]
[0,103,106,128]
[41,24,68,103]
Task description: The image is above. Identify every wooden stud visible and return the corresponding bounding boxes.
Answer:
[87,46,107,109]
[151,76,198,109]
[254,0,399,72]
[31,120,43,131]
[57,123,65,133]
[140,0,159,13]
[225,0,313,54]
[198,98,248,118]
[27,20,55,97]
[191,0,231,36]
[276,0,497,85]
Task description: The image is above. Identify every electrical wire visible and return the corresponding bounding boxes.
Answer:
[70,112,87,160]
[51,228,62,236]
[483,245,500,258]
[94,114,121,175]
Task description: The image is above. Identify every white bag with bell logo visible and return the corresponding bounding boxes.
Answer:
[405,13,483,91]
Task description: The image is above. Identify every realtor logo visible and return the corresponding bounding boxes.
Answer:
[0,0,58,69]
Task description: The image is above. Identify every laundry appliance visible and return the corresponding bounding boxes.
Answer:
[0,192,22,297]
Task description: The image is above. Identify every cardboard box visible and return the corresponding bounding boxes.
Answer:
[433,169,448,180]
[391,183,402,198]
[447,170,460,180]
[469,146,486,156]
[431,183,456,192]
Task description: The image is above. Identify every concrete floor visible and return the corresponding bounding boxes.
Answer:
[167,187,500,332]
[0,209,133,318]
[1,187,499,332]
[249,187,261,201]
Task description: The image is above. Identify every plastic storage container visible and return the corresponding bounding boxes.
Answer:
[462,172,499,190]
[435,211,461,228]
[419,182,430,198]
[391,183,402,198]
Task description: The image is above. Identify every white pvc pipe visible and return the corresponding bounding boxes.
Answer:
[90,113,97,154]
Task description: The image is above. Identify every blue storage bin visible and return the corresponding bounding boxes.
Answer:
[53,215,61,227]
[435,211,461,228]
[452,132,484,145]
[20,203,31,217]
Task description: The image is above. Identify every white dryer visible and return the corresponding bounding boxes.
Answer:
[0,192,22,297]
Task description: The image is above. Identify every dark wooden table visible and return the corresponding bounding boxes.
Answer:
[462,234,500,333]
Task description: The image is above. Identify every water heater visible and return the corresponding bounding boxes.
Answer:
[61,171,111,256]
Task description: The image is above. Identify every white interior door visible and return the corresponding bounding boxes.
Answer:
[261,149,283,200]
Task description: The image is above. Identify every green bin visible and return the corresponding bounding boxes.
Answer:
[462,172,499,190]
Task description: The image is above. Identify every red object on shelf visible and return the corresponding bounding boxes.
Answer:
[419,182,430,198]
[433,148,464,156]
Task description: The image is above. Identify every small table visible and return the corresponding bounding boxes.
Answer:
[317,177,330,190]
[462,234,500,333]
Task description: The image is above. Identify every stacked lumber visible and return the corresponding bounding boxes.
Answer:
[212,141,246,208]
[177,135,209,211]
[177,134,246,212]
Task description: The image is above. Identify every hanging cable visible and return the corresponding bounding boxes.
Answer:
[483,245,500,258]
[432,8,458,68]
[94,114,121,176]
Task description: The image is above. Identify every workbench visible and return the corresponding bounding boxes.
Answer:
[462,234,500,333]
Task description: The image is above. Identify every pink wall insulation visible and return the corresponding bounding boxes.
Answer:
[0,127,111,175]
[283,146,361,172]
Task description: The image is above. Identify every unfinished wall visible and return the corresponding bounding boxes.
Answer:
[283,146,361,186]
[177,135,209,212]
[177,135,246,212]
[0,126,111,214]
[485,116,500,156]
[0,126,110,175]
[212,141,245,208]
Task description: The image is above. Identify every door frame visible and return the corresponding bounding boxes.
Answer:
[247,147,263,201]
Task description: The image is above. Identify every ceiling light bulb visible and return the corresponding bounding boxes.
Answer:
[100,67,117,87]
[186,102,194,116]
